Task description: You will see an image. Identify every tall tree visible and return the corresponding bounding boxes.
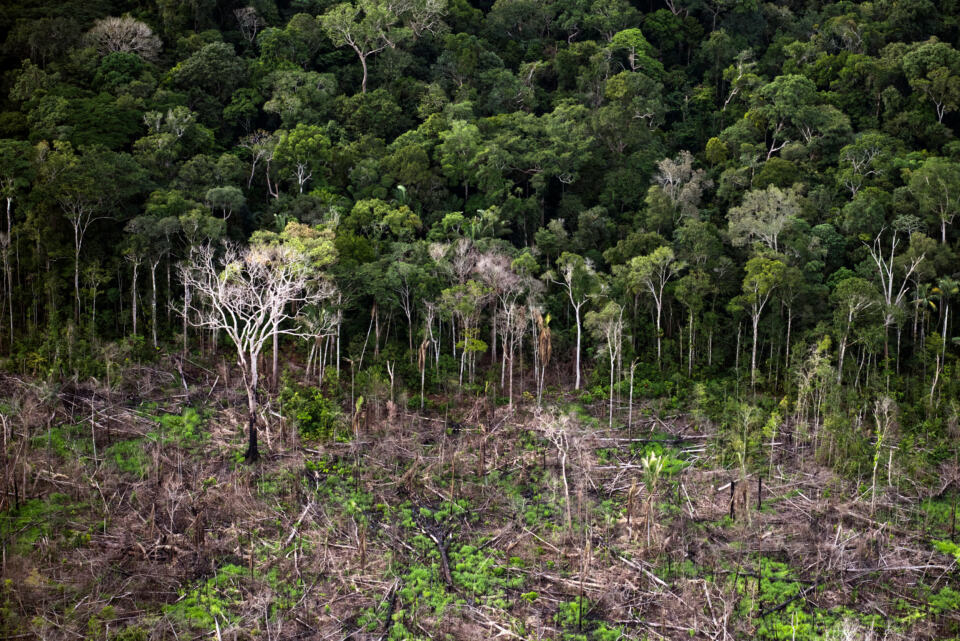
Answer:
[273,124,332,194]
[624,246,684,369]
[39,143,143,325]
[126,215,180,348]
[548,252,599,389]
[674,269,712,374]
[0,141,33,352]
[865,224,925,361]
[585,300,625,428]
[438,120,481,207]
[181,243,324,462]
[727,185,800,253]
[251,221,338,386]
[831,277,880,383]
[902,39,960,124]
[646,150,712,228]
[320,0,404,94]
[908,156,960,244]
[731,254,786,388]
[86,16,162,61]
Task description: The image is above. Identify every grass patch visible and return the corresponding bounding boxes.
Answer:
[0,493,89,555]
[31,424,93,460]
[104,439,151,479]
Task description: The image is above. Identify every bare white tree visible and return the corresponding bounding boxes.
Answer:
[865,226,924,359]
[402,0,448,38]
[234,7,266,44]
[871,397,896,515]
[180,243,323,462]
[475,250,520,370]
[86,16,162,61]
[585,301,625,428]
[549,253,599,390]
[497,302,526,407]
[61,198,108,325]
[535,412,575,533]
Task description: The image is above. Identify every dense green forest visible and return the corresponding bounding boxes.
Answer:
[2,0,960,638]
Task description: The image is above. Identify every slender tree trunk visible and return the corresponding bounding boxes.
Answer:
[166,256,171,323]
[708,326,714,366]
[751,313,760,388]
[943,303,950,362]
[608,349,614,429]
[735,322,741,377]
[182,280,189,357]
[74,237,81,325]
[784,306,792,382]
[508,342,514,409]
[896,325,902,374]
[574,304,582,389]
[678,311,683,372]
[490,300,497,367]
[883,322,889,366]
[459,333,467,389]
[319,336,327,386]
[131,261,138,337]
[931,354,942,405]
[272,328,279,391]
[913,294,920,342]
[150,262,158,349]
[838,335,848,384]
[559,445,572,533]
[374,305,380,358]
[4,197,11,353]
[117,263,124,335]
[306,341,315,378]
[501,326,508,388]
[359,53,369,94]
[406,308,413,357]
[655,302,662,368]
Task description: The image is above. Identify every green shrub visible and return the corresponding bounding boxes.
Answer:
[451,544,522,606]
[149,407,207,447]
[555,597,590,629]
[282,383,340,440]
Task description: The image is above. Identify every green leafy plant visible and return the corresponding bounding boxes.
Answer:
[105,439,150,479]
[150,407,207,447]
[164,564,246,630]
[282,383,341,440]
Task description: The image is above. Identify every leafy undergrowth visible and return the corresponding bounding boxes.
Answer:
[1,370,959,640]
